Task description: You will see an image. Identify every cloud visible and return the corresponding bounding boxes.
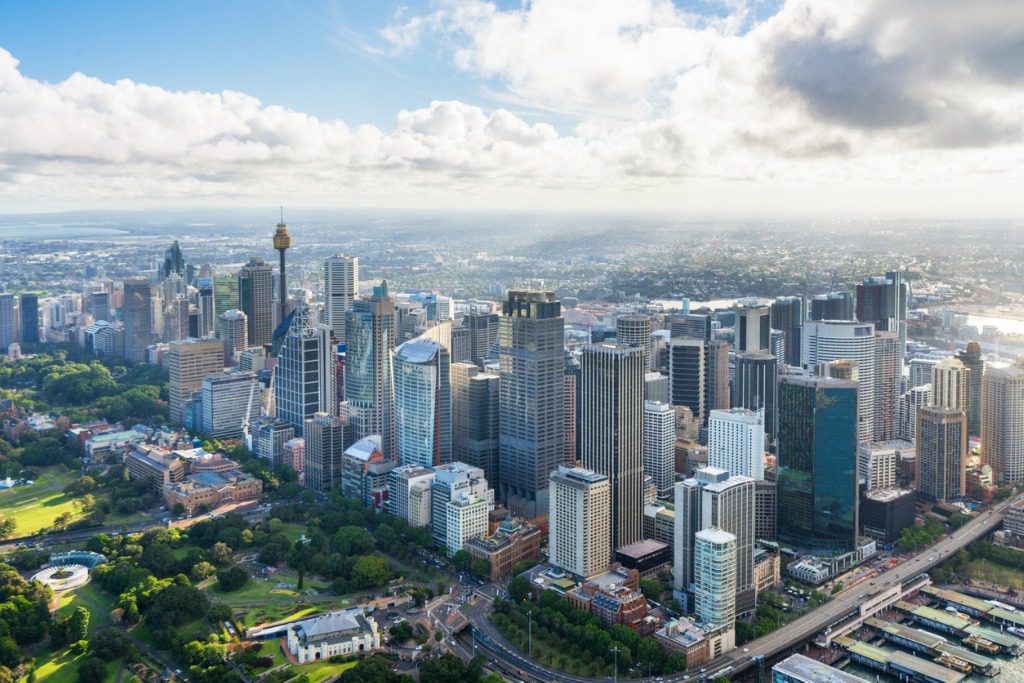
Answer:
[1,0,1024,215]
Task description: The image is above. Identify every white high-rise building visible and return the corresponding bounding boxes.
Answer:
[982,365,1024,485]
[707,408,765,480]
[802,320,877,443]
[643,401,676,498]
[445,493,489,556]
[324,254,358,344]
[218,309,248,362]
[431,462,493,550]
[393,338,451,468]
[932,357,969,412]
[857,440,911,490]
[694,527,737,631]
[200,371,257,439]
[549,466,612,579]
[387,465,435,528]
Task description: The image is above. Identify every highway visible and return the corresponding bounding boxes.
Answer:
[459,495,1018,683]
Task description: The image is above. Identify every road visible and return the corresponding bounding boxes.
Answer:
[457,495,1017,683]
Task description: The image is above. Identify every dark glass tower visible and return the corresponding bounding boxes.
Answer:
[239,256,274,348]
[809,292,854,321]
[777,375,858,553]
[957,342,984,437]
[770,296,804,367]
[19,293,39,344]
[161,240,185,279]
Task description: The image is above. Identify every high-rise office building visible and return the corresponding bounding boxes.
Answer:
[669,337,705,424]
[340,435,390,505]
[732,352,777,440]
[324,254,359,344]
[451,363,499,487]
[548,466,612,579]
[18,293,39,344]
[431,462,493,549]
[218,309,248,361]
[238,257,274,348]
[874,331,901,442]
[256,420,296,467]
[916,406,967,502]
[981,366,1024,484]
[564,354,579,465]
[777,375,859,553]
[705,339,731,418]
[809,292,854,322]
[898,383,932,442]
[122,279,155,362]
[282,438,304,480]
[87,291,110,322]
[445,493,489,557]
[645,371,670,404]
[303,412,347,493]
[856,271,908,357]
[735,300,771,355]
[694,527,737,632]
[464,311,499,365]
[498,290,564,518]
[616,314,651,370]
[643,401,676,499]
[708,408,765,480]
[195,278,215,338]
[200,371,257,439]
[387,464,435,528]
[958,342,985,437]
[932,357,969,411]
[580,343,644,550]
[168,338,224,426]
[909,358,938,389]
[275,305,336,435]
[345,282,397,458]
[161,240,185,279]
[213,273,240,334]
[394,337,451,468]
[770,296,804,367]
[802,320,876,443]
[161,294,190,342]
[670,313,712,343]
[0,294,15,350]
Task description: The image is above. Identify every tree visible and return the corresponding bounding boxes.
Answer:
[208,542,233,566]
[76,657,107,683]
[352,556,391,589]
[68,607,90,643]
[639,578,662,601]
[190,562,217,582]
[389,622,414,642]
[451,550,471,571]
[140,543,178,577]
[471,558,491,580]
[0,517,15,540]
[337,655,413,683]
[216,566,250,592]
[508,575,531,603]
[334,526,374,556]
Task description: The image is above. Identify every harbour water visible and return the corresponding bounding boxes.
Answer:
[0,222,127,240]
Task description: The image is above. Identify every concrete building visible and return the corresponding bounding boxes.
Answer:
[431,462,493,550]
[121,279,155,362]
[708,408,765,480]
[218,309,248,362]
[340,435,390,508]
[773,654,866,683]
[282,437,304,480]
[168,338,224,426]
[735,300,771,355]
[670,313,711,343]
[705,339,731,419]
[498,290,564,518]
[916,406,967,502]
[982,366,1024,484]
[958,342,985,437]
[238,256,274,348]
[323,254,358,344]
[394,337,451,468]
[303,413,347,493]
[445,493,489,556]
[858,440,912,491]
[644,371,669,404]
[344,282,396,459]
[669,337,705,424]
[275,305,336,435]
[771,296,805,367]
[163,470,262,515]
[549,466,612,579]
[856,271,908,358]
[256,420,295,467]
[694,527,737,638]
[809,291,854,322]
[643,401,676,498]
[898,383,932,442]
[643,500,675,548]
[199,371,257,439]
[874,331,901,442]
[465,517,542,581]
[127,447,185,492]
[387,464,435,528]
[860,488,916,545]
[754,478,777,541]
[0,294,15,350]
[733,352,777,441]
[285,609,380,664]
[801,320,877,443]
[909,358,939,390]
[616,314,651,370]
[932,357,969,412]
[580,342,645,550]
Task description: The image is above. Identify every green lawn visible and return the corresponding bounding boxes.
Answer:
[24,641,120,683]
[242,604,323,629]
[256,639,288,668]
[57,582,116,635]
[25,585,121,683]
[0,467,84,537]
[288,658,357,683]
[962,559,1024,590]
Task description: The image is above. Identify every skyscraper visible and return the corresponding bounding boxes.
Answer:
[431,462,493,550]
[873,331,901,442]
[669,337,705,424]
[195,278,215,338]
[387,464,435,528]
[770,296,804,367]
[0,294,15,350]
[239,257,274,348]
[735,300,771,354]
[616,314,651,370]
[643,400,676,499]
[958,342,985,437]
[856,271,908,357]
[549,466,612,579]
[213,273,240,334]
[694,528,737,634]
[464,311,499,365]
[981,365,1024,484]
[161,240,185,279]
[898,383,932,442]
[451,363,499,487]
[777,375,859,553]
[200,371,257,439]
[218,309,248,361]
[564,352,579,465]
[732,352,777,440]
[932,357,969,411]
[705,339,731,418]
[809,292,854,321]
[273,213,292,326]
[498,290,564,519]
[916,406,967,502]
[168,338,224,426]
[275,305,336,435]
[394,337,451,468]
[580,343,645,550]
[802,320,876,443]
[670,313,712,343]
[121,279,155,362]
[344,282,396,459]
[18,293,39,344]
[324,254,359,344]
[708,408,765,480]
[909,358,939,389]
[303,412,347,493]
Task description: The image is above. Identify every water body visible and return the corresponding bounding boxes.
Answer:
[965,314,1024,338]
[0,223,128,240]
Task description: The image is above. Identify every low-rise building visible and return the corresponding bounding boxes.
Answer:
[465,516,542,581]
[614,539,672,578]
[787,558,831,585]
[163,470,262,514]
[643,501,675,549]
[860,488,916,545]
[753,549,780,595]
[84,429,148,461]
[773,654,866,683]
[285,609,380,664]
[654,617,711,669]
[1004,499,1024,538]
[565,565,654,634]
[188,451,241,475]
[127,446,185,492]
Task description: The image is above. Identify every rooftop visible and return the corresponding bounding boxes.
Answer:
[773,653,866,683]
[616,539,669,559]
[864,488,915,502]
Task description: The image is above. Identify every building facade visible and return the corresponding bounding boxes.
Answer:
[548,466,612,579]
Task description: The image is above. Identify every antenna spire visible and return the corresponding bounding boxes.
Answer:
[279,205,284,224]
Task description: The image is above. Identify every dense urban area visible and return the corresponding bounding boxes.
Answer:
[0,214,1023,683]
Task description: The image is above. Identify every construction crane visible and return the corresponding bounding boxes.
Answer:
[241,375,258,452]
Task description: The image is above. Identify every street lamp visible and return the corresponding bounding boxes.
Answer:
[611,645,620,683]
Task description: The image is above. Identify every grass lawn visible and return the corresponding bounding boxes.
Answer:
[963,559,1024,590]
[57,582,116,635]
[289,658,357,683]
[0,467,84,537]
[24,644,120,683]
[278,522,308,544]
[242,605,322,629]
[256,639,288,668]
